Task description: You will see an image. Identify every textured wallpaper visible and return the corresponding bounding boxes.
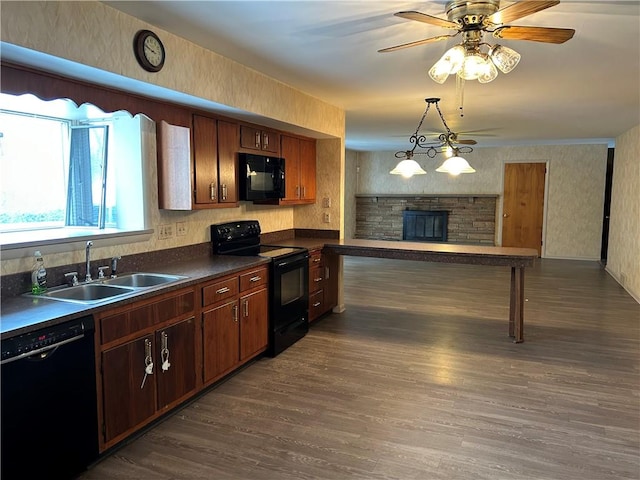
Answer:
[0,1,346,276]
[353,144,609,260]
[606,125,640,301]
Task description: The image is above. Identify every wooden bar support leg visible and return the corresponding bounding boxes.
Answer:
[509,266,525,343]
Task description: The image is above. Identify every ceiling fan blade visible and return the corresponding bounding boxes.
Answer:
[456,139,477,145]
[395,11,459,30]
[378,33,458,53]
[485,1,560,26]
[493,26,575,44]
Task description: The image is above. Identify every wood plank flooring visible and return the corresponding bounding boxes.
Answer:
[80,257,640,480]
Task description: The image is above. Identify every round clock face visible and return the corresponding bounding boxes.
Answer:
[134,30,165,72]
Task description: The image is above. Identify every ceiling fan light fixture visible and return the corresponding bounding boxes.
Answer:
[459,53,487,81]
[390,159,427,178]
[488,44,521,74]
[477,57,498,83]
[435,155,476,176]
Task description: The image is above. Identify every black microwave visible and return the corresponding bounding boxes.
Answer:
[239,153,285,201]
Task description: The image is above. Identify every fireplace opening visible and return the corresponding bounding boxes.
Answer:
[403,210,448,242]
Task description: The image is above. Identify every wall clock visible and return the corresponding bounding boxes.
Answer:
[133,29,165,72]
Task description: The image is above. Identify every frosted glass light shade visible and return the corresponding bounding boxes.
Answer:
[435,156,476,176]
[459,54,488,81]
[390,159,427,178]
[478,58,498,83]
[428,45,465,83]
[489,44,521,74]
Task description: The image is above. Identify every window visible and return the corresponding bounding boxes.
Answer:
[0,94,150,248]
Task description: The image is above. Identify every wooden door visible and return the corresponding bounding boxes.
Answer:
[299,138,316,202]
[102,335,156,443]
[281,135,301,201]
[155,318,197,410]
[502,162,546,255]
[193,114,219,205]
[202,300,239,383]
[217,120,239,203]
[239,288,268,361]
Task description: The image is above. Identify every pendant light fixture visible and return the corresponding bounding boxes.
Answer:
[390,98,476,177]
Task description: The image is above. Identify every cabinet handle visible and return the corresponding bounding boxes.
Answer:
[295,185,300,198]
[263,132,269,149]
[243,299,249,317]
[313,301,321,308]
[233,304,238,323]
[255,131,261,149]
[302,186,306,198]
[216,286,230,294]
[221,184,227,201]
[249,275,261,282]
[160,331,171,373]
[325,266,330,279]
[313,257,321,263]
[140,338,153,389]
[210,183,217,200]
[314,277,323,283]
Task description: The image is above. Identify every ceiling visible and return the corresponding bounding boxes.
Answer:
[101,1,639,151]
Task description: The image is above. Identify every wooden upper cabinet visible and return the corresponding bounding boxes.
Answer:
[217,120,239,204]
[193,115,219,205]
[280,134,316,205]
[239,125,280,155]
[158,116,239,210]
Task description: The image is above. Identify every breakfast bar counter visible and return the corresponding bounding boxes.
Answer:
[323,239,538,343]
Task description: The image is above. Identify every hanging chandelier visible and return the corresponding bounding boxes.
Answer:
[390,98,475,178]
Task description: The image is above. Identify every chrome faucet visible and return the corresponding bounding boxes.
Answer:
[110,256,121,278]
[85,241,93,282]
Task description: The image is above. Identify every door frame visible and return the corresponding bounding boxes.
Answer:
[497,159,550,257]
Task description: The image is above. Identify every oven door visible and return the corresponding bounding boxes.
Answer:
[271,250,309,329]
[269,250,309,356]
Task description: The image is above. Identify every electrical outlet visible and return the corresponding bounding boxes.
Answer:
[176,222,187,236]
[322,197,331,208]
[158,224,174,240]
[323,213,330,223]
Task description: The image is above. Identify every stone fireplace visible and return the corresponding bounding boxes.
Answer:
[355,195,497,245]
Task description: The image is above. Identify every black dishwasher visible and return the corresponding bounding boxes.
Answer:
[1,316,99,479]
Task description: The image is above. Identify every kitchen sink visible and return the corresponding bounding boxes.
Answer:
[25,272,188,304]
[101,272,187,288]
[34,283,137,304]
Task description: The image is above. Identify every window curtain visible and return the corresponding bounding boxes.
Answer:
[66,127,94,226]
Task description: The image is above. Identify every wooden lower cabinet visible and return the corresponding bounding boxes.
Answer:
[308,248,339,322]
[97,288,197,450]
[202,266,269,386]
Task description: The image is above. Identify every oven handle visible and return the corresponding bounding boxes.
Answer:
[275,252,309,269]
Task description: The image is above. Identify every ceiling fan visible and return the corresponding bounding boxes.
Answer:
[379,0,575,83]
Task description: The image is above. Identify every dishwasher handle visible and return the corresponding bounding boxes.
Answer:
[1,333,85,365]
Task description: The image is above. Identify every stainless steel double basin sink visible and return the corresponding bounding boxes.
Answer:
[27,273,188,304]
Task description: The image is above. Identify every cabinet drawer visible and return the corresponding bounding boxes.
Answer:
[309,265,324,293]
[309,250,323,267]
[202,276,239,307]
[309,289,324,321]
[240,267,268,292]
[100,290,195,345]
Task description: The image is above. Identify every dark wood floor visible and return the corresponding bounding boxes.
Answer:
[81,257,640,480]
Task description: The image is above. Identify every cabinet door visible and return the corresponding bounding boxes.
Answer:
[203,300,240,383]
[239,288,268,361]
[217,120,238,203]
[156,318,197,410]
[193,114,219,205]
[281,135,301,201]
[102,335,156,443]
[240,125,262,151]
[299,138,316,202]
[260,130,279,154]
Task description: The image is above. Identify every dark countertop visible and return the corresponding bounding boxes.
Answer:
[1,254,270,338]
[264,237,334,251]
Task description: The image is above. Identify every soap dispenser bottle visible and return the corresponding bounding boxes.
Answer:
[31,250,47,294]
